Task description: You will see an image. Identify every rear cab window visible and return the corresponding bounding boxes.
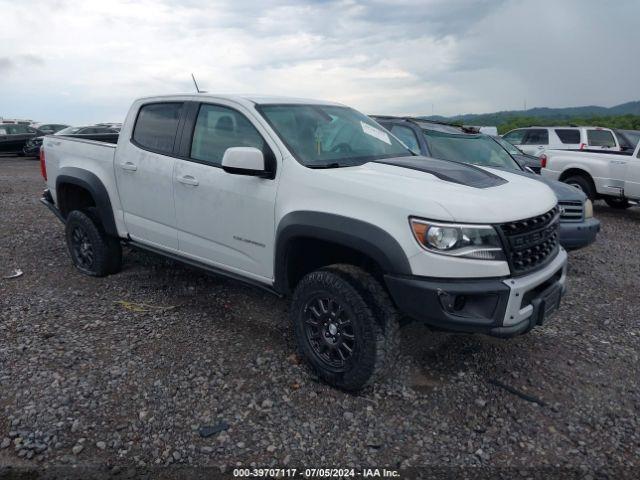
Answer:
[132,102,185,154]
[554,129,580,144]
[587,129,616,147]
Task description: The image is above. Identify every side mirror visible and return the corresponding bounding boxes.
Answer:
[221,147,269,177]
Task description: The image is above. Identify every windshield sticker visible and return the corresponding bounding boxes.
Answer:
[361,121,391,145]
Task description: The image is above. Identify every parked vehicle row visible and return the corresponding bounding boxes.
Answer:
[541,141,640,209]
[40,93,570,391]
[0,123,119,156]
[0,123,40,155]
[503,126,621,157]
[372,116,599,250]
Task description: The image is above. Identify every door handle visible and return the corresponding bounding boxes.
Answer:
[120,162,137,171]
[177,175,199,186]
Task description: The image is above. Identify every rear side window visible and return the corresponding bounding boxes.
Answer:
[522,129,549,145]
[587,129,616,147]
[390,125,420,152]
[555,129,580,144]
[133,102,184,154]
[502,129,525,145]
[190,104,266,166]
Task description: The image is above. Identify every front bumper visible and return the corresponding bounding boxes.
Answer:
[559,218,600,250]
[385,248,568,337]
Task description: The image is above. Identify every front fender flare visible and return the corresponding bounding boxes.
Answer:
[274,211,411,293]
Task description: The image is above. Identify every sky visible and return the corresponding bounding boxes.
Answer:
[0,0,638,124]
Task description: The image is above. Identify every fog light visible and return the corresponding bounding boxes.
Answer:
[438,291,466,313]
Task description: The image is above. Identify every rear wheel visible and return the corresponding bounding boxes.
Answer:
[564,175,596,200]
[604,197,631,209]
[65,210,122,277]
[291,264,399,391]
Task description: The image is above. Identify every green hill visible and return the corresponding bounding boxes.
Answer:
[421,101,640,134]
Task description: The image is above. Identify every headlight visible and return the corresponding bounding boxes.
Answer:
[584,199,593,219]
[410,218,505,261]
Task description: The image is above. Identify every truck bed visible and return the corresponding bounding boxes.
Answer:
[43,135,118,206]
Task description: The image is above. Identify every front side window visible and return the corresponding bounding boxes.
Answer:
[190,104,267,166]
[555,129,580,144]
[422,130,520,170]
[258,104,411,167]
[390,125,420,152]
[133,102,184,155]
[502,129,525,145]
[587,129,616,147]
[522,129,549,145]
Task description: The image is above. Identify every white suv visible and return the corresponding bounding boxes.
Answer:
[503,126,620,156]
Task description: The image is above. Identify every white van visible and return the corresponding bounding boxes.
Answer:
[502,126,620,156]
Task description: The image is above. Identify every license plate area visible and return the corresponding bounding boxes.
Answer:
[532,283,562,325]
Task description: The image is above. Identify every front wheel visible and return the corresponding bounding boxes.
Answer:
[65,210,122,277]
[604,197,631,209]
[291,264,399,391]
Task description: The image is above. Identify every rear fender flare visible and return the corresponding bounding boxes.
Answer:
[56,167,118,237]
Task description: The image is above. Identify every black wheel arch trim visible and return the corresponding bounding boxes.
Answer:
[274,211,412,294]
[55,167,118,237]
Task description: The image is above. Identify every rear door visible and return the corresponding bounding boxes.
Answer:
[172,101,280,281]
[114,102,185,251]
[554,128,581,150]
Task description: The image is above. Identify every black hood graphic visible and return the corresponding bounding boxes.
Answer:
[373,156,508,189]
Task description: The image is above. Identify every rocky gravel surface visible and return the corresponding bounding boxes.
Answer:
[1,155,639,477]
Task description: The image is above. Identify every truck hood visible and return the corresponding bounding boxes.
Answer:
[318,156,558,224]
[483,166,587,203]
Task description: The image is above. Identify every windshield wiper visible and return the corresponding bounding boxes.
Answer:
[307,163,345,169]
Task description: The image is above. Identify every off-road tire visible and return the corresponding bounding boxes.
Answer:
[65,209,122,277]
[291,264,400,391]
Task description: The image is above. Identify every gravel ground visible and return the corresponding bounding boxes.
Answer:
[1,155,639,477]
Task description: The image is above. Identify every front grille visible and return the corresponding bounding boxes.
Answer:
[498,206,560,276]
[559,201,583,222]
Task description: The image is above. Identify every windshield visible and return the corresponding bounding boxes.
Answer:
[258,104,412,167]
[492,135,522,156]
[55,126,82,135]
[422,130,520,170]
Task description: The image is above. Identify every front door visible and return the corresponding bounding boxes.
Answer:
[173,102,280,281]
[114,102,184,251]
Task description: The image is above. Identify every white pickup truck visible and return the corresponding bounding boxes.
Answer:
[541,142,640,209]
[40,94,568,390]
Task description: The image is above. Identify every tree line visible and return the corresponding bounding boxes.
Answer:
[496,114,640,134]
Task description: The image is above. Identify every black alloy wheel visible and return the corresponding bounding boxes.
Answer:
[303,295,356,369]
[70,225,95,270]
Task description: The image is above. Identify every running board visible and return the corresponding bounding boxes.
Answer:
[126,240,283,297]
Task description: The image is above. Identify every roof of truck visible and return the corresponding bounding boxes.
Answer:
[135,93,345,107]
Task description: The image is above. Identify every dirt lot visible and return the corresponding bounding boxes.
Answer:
[1,155,639,477]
